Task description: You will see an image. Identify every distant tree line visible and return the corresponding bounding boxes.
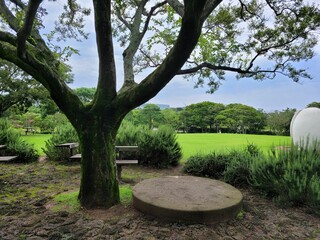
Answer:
[1,85,319,136]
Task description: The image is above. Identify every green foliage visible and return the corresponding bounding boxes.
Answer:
[184,141,320,213]
[120,185,132,205]
[184,143,260,185]
[215,103,266,134]
[177,133,290,161]
[307,102,320,108]
[116,123,182,168]
[53,191,80,213]
[250,143,320,212]
[53,185,132,212]
[223,148,257,186]
[138,126,182,168]
[0,118,39,162]
[74,87,96,104]
[180,101,225,133]
[266,108,296,135]
[43,123,79,162]
[183,152,230,178]
[137,104,164,130]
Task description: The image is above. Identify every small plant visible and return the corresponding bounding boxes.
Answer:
[223,152,252,186]
[183,152,229,178]
[53,191,80,213]
[116,123,182,168]
[0,118,38,162]
[137,126,182,168]
[52,186,133,212]
[43,123,79,161]
[250,141,320,212]
[120,185,132,205]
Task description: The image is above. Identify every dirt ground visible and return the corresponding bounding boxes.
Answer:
[0,161,320,240]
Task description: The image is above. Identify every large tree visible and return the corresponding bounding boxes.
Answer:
[180,101,225,132]
[0,0,319,209]
[0,59,43,116]
[215,103,266,133]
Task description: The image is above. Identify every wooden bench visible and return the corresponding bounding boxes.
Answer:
[0,145,18,162]
[70,154,138,179]
[55,142,79,156]
[67,145,139,179]
[0,156,18,162]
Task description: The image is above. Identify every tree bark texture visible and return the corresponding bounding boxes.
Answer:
[77,113,121,208]
[0,0,211,209]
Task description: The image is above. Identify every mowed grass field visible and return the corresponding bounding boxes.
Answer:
[21,133,291,160]
[177,133,291,161]
[21,134,51,155]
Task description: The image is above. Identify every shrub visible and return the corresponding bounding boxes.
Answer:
[223,149,255,187]
[43,123,79,162]
[183,152,230,178]
[137,126,182,168]
[250,142,320,212]
[183,144,261,184]
[116,123,182,168]
[0,118,38,162]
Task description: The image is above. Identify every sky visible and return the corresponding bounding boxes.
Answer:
[43,1,320,112]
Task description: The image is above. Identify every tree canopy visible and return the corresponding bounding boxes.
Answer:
[0,0,319,209]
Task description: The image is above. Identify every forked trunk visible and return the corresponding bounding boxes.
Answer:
[77,118,120,208]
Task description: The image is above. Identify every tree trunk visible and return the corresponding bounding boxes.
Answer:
[77,116,120,208]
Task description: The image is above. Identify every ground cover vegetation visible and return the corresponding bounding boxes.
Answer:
[0,118,38,162]
[184,142,320,215]
[1,0,320,209]
[1,157,320,239]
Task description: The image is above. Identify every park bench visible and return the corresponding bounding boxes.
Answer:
[0,145,18,162]
[25,127,35,135]
[56,143,139,179]
[55,142,79,156]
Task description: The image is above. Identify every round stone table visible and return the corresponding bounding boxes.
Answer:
[132,176,243,223]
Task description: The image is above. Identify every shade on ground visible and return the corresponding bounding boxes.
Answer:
[132,176,243,223]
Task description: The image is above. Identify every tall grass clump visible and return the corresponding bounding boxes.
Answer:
[184,140,320,214]
[0,118,38,162]
[250,142,320,212]
[184,143,261,186]
[43,123,79,161]
[116,123,182,168]
[138,126,182,168]
[183,152,230,178]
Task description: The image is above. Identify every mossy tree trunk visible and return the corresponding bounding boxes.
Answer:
[0,0,209,209]
[77,113,121,208]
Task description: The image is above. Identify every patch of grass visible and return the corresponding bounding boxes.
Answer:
[177,133,290,161]
[120,185,132,205]
[20,134,51,155]
[53,191,80,213]
[52,186,133,212]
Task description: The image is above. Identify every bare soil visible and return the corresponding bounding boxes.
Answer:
[0,161,319,240]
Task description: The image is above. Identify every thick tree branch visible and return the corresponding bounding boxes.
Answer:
[167,0,184,17]
[141,1,167,38]
[0,0,20,31]
[92,0,117,105]
[201,0,223,22]
[0,40,84,128]
[9,0,26,10]
[17,0,43,59]
[121,0,167,87]
[118,0,209,111]
[0,31,17,46]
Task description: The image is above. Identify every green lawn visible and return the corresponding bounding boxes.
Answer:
[21,133,291,161]
[21,134,51,155]
[177,133,291,161]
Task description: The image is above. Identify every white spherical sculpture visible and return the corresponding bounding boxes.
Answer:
[290,107,320,149]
